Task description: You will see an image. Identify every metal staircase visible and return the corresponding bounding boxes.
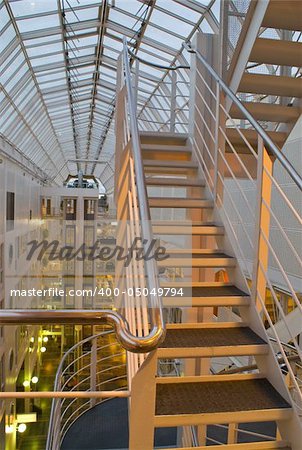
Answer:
[127,129,299,450]
[113,8,302,448]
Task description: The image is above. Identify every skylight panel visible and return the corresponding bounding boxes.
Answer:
[64,7,99,23]
[143,25,184,49]
[0,24,16,51]
[26,41,63,58]
[150,9,193,37]
[0,4,10,30]
[138,42,174,64]
[109,8,139,29]
[113,0,144,16]
[155,0,201,22]
[70,26,97,37]
[23,34,62,47]
[30,52,64,68]
[9,0,57,17]
[16,13,60,33]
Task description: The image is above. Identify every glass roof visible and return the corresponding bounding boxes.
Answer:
[0,0,219,191]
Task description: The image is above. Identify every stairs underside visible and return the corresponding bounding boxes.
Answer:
[262,1,302,31]
[227,0,302,160]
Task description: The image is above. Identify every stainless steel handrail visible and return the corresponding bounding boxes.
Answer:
[121,36,165,342]
[185,42,302,191]
[0,307,163,353]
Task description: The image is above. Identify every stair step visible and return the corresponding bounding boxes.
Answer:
[158,250,236,268]
[146,177,204,187]
[263,0,302,31]
[226,128,287,154]
[230,102,301,123]
[162,441,291,450]
[140,131,188,146]
[149,197,213,209]
[157,323,268,358]
[153,223,223,235]
[144,159,198,174]
[161,283,250,307]
[155,376,291,427]
[141,144,191,162]
[250,38,302,68]
[239,73,302,98]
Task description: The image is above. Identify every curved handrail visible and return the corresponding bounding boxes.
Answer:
[0,308,164,353]
[185,42,302,191]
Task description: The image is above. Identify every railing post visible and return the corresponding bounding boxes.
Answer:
[251,135,273,312]
[134,59,139,113]
[90,337,97,407]
[228,423,238,444]
[170,70,177,132]
[213,82,226,205]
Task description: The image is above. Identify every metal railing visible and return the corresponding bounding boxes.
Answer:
[188,40,302,413]
[114,37,165,382]
[46,330,129,450]
[127,47,190,133]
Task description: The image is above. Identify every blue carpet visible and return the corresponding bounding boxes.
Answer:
[61,398,177,450]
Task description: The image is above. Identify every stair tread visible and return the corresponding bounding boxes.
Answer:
[140,132,188,146]
[164,285,248,298]
[230,102,301,123]
[153,223,224,235]
[161,285,250,307]
[163,442,291,450]
[263,0,302,31]
[250,38,302,68]
[239,73,302,98]
[146,177,204,186]
[160,326,266,349]
[149,197,213,207]
[153,221,219,226]
[167,252,233,259]
[226,127,287,145]
[155,379,291,416]
[144,160,198,168]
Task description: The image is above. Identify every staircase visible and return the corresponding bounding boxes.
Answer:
[114,14,302,448]
[128,132,297,450]
[227,0,302,150]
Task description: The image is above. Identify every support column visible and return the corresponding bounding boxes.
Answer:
[252,137,273,313]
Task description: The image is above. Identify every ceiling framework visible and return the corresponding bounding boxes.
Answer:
[0,0,220,190]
